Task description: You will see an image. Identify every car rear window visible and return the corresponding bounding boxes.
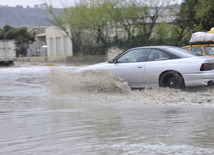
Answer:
[167,47,203,58]
[204,46,214,55]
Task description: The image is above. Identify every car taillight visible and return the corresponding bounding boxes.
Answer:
[200,63,214,71]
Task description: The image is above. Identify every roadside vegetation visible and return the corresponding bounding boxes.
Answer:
[1,0,213,57]
[46,0,214,56]
[0,25,35,56]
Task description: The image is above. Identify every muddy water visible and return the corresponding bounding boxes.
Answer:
[1,63,214,155]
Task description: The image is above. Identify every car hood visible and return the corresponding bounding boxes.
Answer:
[74,62,109,73]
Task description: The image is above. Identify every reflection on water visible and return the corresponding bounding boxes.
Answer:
[1,64,214,154]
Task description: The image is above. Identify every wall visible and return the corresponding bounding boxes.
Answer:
[28,34,46,56]
[17,55,106,64]
[17,56,47,62]
[46,26,73,58]
[66,55,106,64]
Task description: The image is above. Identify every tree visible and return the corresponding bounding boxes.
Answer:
[45,5,83,54]
[46,0,182,54]
[104,0,142,39]
[175,0,214,33]
[195,0,214,31]
[0,25,36,56]
[104,0,175,42]
[46,1,116,54]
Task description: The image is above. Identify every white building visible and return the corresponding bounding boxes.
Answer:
[27,26,73,62]
[46,26,73,61]
[40,3,48,9]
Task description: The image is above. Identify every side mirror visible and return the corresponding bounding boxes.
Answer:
[109,59,117,64]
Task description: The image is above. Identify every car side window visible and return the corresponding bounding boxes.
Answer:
[183,47,189,50]
[147,49,170,61]
[117,48,150,63]
[204,46,214,55]
[192,47,203,55]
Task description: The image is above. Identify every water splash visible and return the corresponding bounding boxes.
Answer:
[105,47,123,61]
[46,67,131,95]
[45,67,214,105]
[130,87,214,105]
[45,47,214,105]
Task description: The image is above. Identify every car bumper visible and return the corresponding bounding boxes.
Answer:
[183,72,214,86]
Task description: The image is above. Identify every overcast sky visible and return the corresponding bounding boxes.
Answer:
[0,0,78,8]
[1,0,183,8]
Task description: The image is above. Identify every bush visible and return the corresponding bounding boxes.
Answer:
[73,34,188,56]
[16,44,27,57]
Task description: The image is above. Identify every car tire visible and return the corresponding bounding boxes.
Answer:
[159,71,185,89]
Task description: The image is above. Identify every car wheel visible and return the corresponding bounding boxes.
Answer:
[159,71,185,89]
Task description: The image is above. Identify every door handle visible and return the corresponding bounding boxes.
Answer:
[138,65,143,68]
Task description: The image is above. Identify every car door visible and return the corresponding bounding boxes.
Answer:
[143,49,170,84]
[106,48,150,83]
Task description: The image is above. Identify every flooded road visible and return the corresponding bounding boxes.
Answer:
[1,62,214,155]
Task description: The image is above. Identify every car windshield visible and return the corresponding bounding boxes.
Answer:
[167,47,203,58]
[204,46,214,55]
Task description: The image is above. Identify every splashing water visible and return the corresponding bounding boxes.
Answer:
[45,67,214,105]
[45,46,214,105]
[105,47,123,61]
[46,67,131,95]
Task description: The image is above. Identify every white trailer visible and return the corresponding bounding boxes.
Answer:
[0,40,16,66]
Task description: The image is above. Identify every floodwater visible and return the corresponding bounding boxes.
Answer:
[1,62,214,155]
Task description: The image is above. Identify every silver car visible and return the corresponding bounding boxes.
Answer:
[75,46,214,89]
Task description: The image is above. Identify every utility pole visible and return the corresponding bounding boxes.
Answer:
[91,0,94,8]
[0,14,1,29]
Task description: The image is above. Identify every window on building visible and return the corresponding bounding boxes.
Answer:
[64,36,69,55]
[50,38,54,55]
[56,37,61,55]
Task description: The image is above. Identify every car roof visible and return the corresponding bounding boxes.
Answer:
[125,45,205,58]
[130,46,175,50]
